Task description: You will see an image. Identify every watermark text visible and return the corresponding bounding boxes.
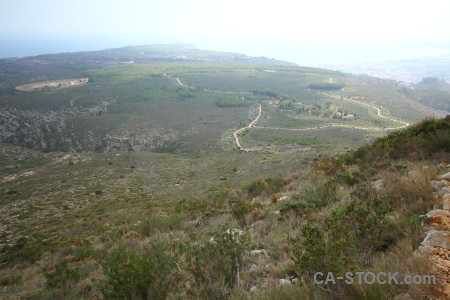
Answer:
[314,272,436,285]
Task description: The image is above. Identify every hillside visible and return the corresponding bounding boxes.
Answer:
[414,77,450,93]
[0,45,446,155]
[0,45,449,299]
[1,114,449,299]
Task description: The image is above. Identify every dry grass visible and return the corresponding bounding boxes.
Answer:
[382,163,437,213]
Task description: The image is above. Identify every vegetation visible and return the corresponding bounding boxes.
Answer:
[0,47,449,299]
[215,96,248,107]
[1,116,447,298]
[308,83,345,90]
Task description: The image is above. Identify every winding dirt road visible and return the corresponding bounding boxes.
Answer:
[169,74,411,151]
[346,98,410,129]
[326,93,410,130]
[174,77,192,88]
[233,104,262,151]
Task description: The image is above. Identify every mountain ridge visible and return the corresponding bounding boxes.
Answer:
[0,43,296,67]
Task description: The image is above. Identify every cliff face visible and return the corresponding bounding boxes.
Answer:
[0,103,182,153]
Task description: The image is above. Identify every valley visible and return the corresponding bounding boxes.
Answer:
[0,44,449,299]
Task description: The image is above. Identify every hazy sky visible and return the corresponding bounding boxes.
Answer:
[1,0,450,64]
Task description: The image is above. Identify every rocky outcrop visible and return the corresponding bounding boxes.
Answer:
[3,122,182,153]
[0,102,183,153]
[415,167,450,298]
[0,103,109,140]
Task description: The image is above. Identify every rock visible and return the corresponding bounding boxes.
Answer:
[431,180,447,192]
[443,194,450,210]
[428,216,442,224]
[250,286,258,292]
[64,255,76,262]
[188,218,202,226]
[439,187,450,195]
[250,249,268,256]
[250,220,265,230]
[387,212,400,222]
[274,210,280,215]
[279,279,292,286]
[439,172,450,181]
[394,293,412,300]
[426,209,449,219]
[422,166,430,170]
[225,228,243,237]
[421,230,450,249]
[277,196,290,203]
[265,263,275,271]
[248,264,259,274]
[408,170,418,177]
[372,179,384,190]
[413,245,437,256]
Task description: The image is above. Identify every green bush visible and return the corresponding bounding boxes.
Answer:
[183,226,249,299]
[292,223,352,277]
[101,242,173,300]
[246,178,285,197]
[308,83,345,90]
[135,213,184,236]
[354,117,450,163]
[279,201,315,214]
[45,261,80,289]
[336,170,361,185]
[229,199,251,226]
[215,96,248,107]
[293,188,392,278]
[73,245,95,261]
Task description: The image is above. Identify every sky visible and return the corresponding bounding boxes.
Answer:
[1,0,450,64]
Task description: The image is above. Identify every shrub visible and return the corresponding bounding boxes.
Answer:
[336,170,361,185]
[45,261,80,289]
[279,201,316,215]
[292,223,352,277]
[183,226,249,299]
[101,242,173,300]
[246,178,286,197]
[386,169,436,213]
[313,157,345,176]
[229,199,251,226]
[292,188,392,277]
[73,245,95,261]
[360,117,450,162]
[309,83,345,90]
[215,96,248,107]
[135,213,184,236]
[175,198,209,213]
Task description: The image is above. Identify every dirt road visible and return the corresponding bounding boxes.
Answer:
[233,104,262,151]
[169,75,411,151]
[326,93,410,130]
